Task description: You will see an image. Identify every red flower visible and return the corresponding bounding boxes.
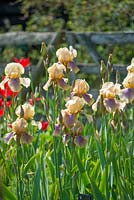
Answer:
[0,98,4,117]
[29,97,41,105]
[0,97,13,117]
[14,57,31,68]
[41,121,48,131]
[6,100,12,107]
[0,108,4,117]
[8,124,12,128]
[0,76,18,117]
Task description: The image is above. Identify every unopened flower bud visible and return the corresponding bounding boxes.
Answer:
[116,70,120,83]
[100,60,107,83]
[107,54,113,79]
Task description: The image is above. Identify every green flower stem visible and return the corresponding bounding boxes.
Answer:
[63,145,67,192]
[53,85,63,200]
[71,137,76,198]
[10,95,16,121]
[41,151,48,200]
[16,142,23,200]
[130,106,134,199]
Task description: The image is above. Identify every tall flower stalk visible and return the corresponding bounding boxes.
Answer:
[43,46,95,198]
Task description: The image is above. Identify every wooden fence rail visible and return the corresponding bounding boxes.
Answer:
[1,31,134,45]
[1,31,134,67]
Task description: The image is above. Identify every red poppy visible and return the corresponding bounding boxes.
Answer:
[41,121,48,131]
[14,57,31,68]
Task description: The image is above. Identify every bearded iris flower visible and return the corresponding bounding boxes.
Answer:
[43,47,79,91]
[56,46,79,73]
[0,63,30,92]
[16,103,35,120]
[43,62,69,91]
[65,96,85,114]
[56,104,87,147]
[62,117,87,148]
[92,82,125,113]
[56,46,77,65]
[100,82,121,99]
[72,79,89,96]
[71,79,94,105]
[5,118,33,144]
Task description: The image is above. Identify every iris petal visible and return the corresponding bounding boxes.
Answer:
[53,124,61,136]
[83,93,94,105]
[119,88,134,103]
[21,133,33,144]
[58,78,69,90]
[20,78,31,88]
[103,98,125,113]
[5,132,14,143]
[63,134,70,145]
[74,135,87,148]
[8,78,20,92]
[43,79,52,91]
[67,61,79,73]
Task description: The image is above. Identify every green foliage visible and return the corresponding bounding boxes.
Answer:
[3,184,17,200]
[19,0,134,32]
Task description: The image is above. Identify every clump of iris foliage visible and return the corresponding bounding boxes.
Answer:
[0,43,134,200]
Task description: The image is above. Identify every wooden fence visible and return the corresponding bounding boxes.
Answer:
[0,31,134,97]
